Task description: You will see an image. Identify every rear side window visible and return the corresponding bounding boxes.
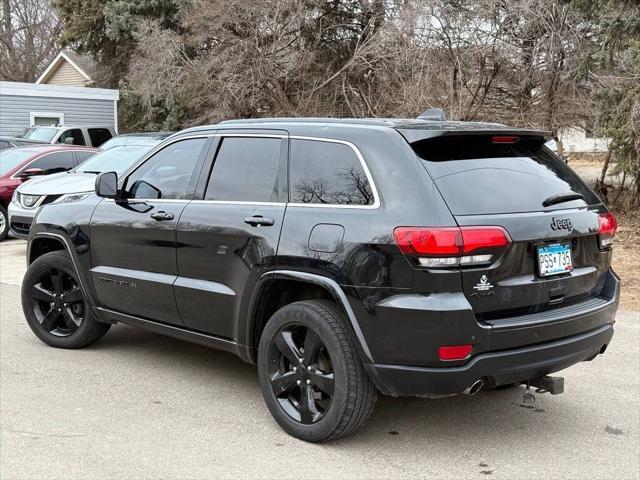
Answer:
[413,136,599,215]
[289,139,374,206]
[205,137,283,202]
[88,128,113,147]
[58,129,86,146]
[25,152,76,174]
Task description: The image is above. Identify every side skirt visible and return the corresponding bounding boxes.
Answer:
[95,307,251,361]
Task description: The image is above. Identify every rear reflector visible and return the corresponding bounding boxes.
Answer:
[438,344,473,361]
[491,135,520,144]
[394,226,511,267]
[598,212,617,248]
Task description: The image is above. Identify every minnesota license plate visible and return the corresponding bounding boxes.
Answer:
[537,243,573,277]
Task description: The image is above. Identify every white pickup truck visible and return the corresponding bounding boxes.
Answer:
[18,125,116,148]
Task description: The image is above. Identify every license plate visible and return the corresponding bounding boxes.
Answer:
[537,243,573,277]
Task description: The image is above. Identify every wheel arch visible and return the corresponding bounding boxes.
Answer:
[245,270,373,364]
[27,232,97,307]
[29,236,66,264]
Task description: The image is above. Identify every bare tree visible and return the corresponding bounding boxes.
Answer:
[0,0,62,82]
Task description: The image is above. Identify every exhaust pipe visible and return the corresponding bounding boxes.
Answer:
[463,379,484,396]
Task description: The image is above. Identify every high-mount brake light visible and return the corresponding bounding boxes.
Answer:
[598,212,617,248]
[491,135,520,144]
[393,226,511,268]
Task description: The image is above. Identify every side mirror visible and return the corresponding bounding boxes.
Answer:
[64,137,74,145]
[18,168,45,179]
[129,179,161,199]
[95,171,119,198]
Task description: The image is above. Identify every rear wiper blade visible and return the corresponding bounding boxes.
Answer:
[542,192,584,207]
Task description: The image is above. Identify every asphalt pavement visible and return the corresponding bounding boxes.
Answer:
[1,238,638,479]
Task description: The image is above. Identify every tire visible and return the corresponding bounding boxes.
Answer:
[22,250,110,349]
[258,299,377,442]
[0,204,8,241]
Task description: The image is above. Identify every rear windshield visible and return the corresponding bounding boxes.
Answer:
[413,136,599,215]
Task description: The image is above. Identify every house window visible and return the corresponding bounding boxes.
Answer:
[29,112,64,126]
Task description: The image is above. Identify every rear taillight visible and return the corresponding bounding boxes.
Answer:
[598,212,617,248]
[394,226,511,268]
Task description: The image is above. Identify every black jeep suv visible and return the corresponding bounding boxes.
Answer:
[22,118,619,442]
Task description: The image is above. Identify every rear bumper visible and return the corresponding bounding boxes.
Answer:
[366,323,614,397]
[363,270,619,396]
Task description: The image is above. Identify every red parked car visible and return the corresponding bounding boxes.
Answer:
[0,145,99,240]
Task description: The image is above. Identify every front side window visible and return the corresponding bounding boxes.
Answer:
[23,152,76,175]
[204,137,283,202]
[58,129,86,146]
[125,138,206,199]
[289,139,374,206]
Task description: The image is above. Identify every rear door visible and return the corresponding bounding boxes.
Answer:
[175,131,288,339]
[412,134,609,319]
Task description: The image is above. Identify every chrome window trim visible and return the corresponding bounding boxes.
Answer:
[116,131,380,209]
[286,135,381,210]
[192,200,286,207]
[103,198,191,204]
[118,133,286,179]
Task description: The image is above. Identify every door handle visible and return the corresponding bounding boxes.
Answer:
[244,215,275,227]
[150,211,174,221]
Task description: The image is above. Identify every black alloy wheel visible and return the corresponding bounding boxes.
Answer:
[258,300,377,442]
[267,324,335,424]
[29,266,85,336]
[22,250,111,348]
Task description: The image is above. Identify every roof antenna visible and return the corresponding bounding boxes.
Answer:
[417,108,446,121]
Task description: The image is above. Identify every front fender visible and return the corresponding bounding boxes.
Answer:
[28,196,102,307]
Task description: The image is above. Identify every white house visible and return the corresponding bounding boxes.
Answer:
[0,50,119,137]
[558,127,610,154]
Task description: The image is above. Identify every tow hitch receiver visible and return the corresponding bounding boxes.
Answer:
[527,375,565,395]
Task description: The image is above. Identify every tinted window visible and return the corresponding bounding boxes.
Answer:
[74,150,97,164]
[413,136,600,215]
[204,137,282,202]
[126,138,206,199]
[0,140,10,150]
[58,129,86,146]
[88,128,113,147]
[289,139,374,205]
[26,152,76,174]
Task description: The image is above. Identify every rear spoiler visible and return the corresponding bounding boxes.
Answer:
[396,127,553,144]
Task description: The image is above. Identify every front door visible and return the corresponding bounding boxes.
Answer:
[176,132,288,339]
[90,136,210,325]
